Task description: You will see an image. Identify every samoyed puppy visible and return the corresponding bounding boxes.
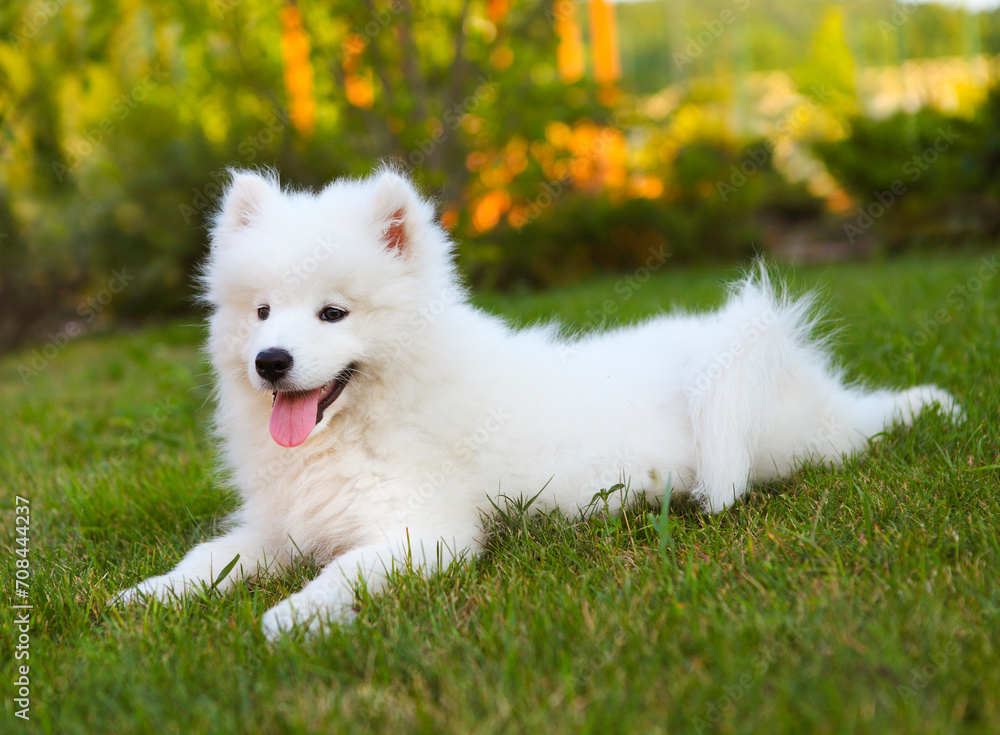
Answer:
[113,167,957,638]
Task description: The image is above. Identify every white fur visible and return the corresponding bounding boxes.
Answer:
[112,168,959,638]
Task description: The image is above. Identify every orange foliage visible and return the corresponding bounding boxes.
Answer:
[507,204,527,228]
[545,121,572,148]
[279,4,316,137]
[503,137,529,175]
[487,0,509,24]
[471,190,512,234]
[825,188,854,214]
[466,150,491,172]
[342,32,365,61]
[342,31,374,109]
[465,119,634,236]
[345,72,375,109]
[554,0,585,84]
[490,45,514,70]
[628,174,664,199]
[547,120,627,196]
[588,0,620,87]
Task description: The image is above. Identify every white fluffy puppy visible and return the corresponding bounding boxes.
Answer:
[113,168,957,638]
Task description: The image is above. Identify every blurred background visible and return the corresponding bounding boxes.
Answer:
[1,0,999,352]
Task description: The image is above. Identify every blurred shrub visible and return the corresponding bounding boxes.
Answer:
[814,87,1000,251]
[465,136,817,290]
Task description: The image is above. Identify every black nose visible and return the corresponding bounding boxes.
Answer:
[255,348,293,384]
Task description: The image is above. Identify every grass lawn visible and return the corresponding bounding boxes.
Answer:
[2,252,998,734]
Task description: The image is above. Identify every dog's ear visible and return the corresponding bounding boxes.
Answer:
[217,170,277,233]
[371,169,432,255]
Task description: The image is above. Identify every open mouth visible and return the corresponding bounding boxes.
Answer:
[268,363,357,448]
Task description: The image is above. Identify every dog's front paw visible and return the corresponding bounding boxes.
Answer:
[108,574,198,607]
[261,591,357,641]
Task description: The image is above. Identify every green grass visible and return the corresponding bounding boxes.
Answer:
[2,252,999,734]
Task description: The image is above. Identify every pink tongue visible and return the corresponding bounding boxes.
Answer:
[269,388,323,447]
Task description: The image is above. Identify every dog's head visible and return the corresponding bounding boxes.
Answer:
[202,167,459,447]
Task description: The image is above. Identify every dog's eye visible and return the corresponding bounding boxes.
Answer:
[320,306,348,323]
[257,305,270,320]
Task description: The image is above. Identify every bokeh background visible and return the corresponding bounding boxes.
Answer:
[1,0,999,351]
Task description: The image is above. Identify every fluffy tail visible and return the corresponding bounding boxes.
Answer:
[685,264,959,513]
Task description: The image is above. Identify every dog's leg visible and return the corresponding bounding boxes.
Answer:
[261,532,474,639]
[111,526,284,605]
[687,312,787,513]
[688,371,771,513]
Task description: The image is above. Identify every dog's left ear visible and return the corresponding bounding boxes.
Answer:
[216,169,278,234]
[371,170,432,255]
